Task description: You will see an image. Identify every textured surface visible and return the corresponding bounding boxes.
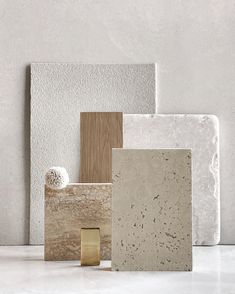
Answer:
[112,149,192,271]
[1,0,235,245]
[44,183,112,261]
[80,112,123,183]
[0,246,235,293]
[124,114,219,245]
[45,167,69,190]
[31,63,155,244]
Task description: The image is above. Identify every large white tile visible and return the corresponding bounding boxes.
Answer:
[30,63,156,244]
[158,102,234,245]
[124,114,219,245]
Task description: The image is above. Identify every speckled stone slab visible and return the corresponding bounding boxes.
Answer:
[124,114,219,246]
[112,149,192,271]
[44,183,111,261]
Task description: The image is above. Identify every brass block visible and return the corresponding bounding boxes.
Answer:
[81,228,100,266]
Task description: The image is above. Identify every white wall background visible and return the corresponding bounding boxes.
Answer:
[0,0,234,244]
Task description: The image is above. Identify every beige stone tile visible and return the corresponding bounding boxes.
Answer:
[112,149,192,271]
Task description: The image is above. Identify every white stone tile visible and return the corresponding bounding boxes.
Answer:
[158,102,234,245]
[30,63,156,244]
[124,114,220,245]
[112,149,192,271]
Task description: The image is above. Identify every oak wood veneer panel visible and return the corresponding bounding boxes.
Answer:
[44,183,112,261]
[80,112,123,183]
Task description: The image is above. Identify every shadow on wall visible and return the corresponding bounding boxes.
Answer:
[23,65,31,244]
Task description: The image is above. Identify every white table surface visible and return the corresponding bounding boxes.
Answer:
[0,246,234,294]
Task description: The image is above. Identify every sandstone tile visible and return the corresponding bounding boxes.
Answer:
[112,149,192,271]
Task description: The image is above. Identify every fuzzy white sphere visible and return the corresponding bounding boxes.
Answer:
[45,167,69,189]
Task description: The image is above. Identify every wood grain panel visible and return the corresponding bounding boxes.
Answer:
[80,112,123,183]
[44,183,112,261]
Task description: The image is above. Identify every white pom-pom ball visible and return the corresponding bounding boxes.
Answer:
[45,167,69,189]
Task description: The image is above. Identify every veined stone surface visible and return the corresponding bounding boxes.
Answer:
[44,183,112,261]
[124,114,220,245]
[31,63,156,244]
[112,149,192,271]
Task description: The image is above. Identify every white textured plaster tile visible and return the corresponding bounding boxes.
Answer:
[30,63,156,244]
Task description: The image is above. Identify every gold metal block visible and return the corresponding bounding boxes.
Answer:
[81,228,100,266]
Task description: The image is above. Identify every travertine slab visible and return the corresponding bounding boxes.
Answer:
[80,112,123,183]
[44,183,111,261]
[31,63,156,244]
[124,114,220,245]
[112,149,192,271]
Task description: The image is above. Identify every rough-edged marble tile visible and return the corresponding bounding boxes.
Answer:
[44,183,112,261]
[112,149,192,271]
[124,114,219,245]
[31,63,156,244]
